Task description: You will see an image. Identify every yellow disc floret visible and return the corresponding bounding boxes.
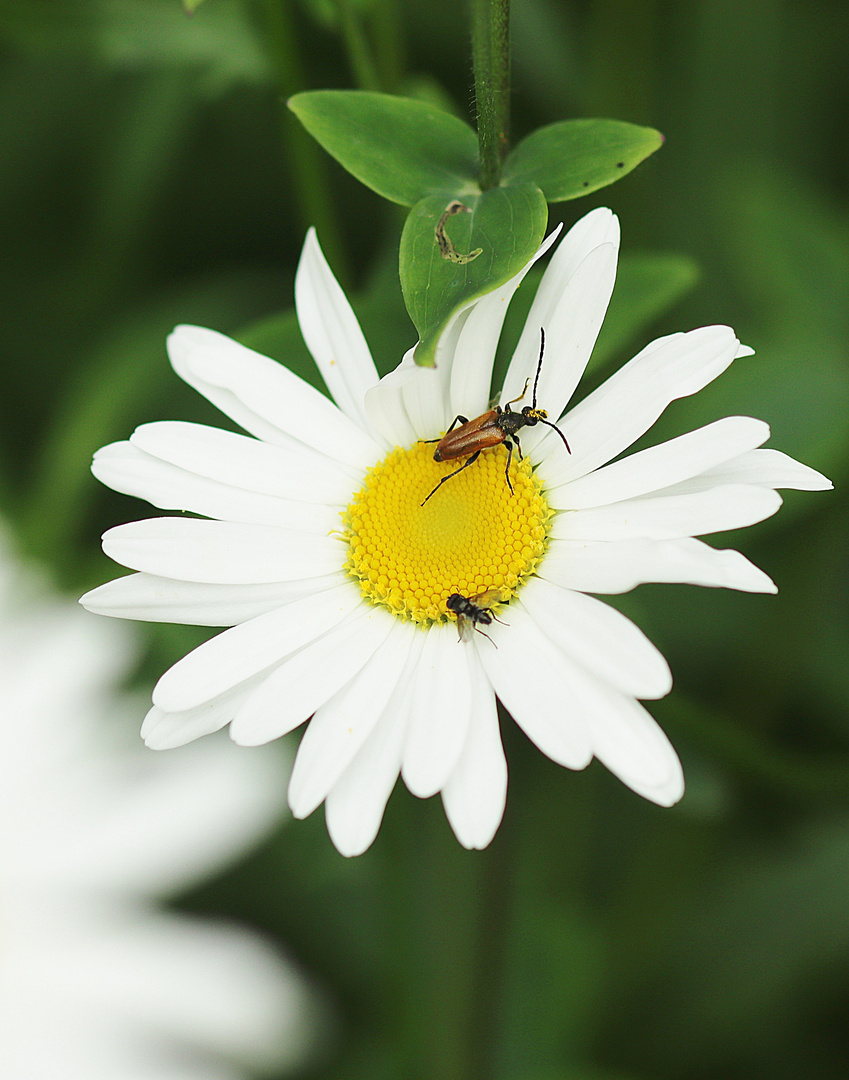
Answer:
[344,440,553,625]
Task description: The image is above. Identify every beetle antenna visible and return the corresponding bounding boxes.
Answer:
[538,416,571,454]
[532,328,545,408]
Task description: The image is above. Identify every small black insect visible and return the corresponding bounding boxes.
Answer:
[446,589,508,647]
[420,327,571,506]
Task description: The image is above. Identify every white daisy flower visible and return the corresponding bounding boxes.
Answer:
[81,208,831,857]
[1,540,315,1079]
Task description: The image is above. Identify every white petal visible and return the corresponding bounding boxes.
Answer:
[167,324,381,467]
[504,244,619,457]
[552,484,782,541]
[102,517,346,584]
[529,208,619,316]
[402,350,453,442]
[324,702,406,857]
[131,420,358,502]
[45,914,312,1072]
[537,325,743,484]
[229,604,396,745]
[324,634,426,856]
[152,582,362,712]
[81,571,346,626]
[93,442,341,532]
[507,211,619,401]
[55,734,290,894]
[494,605,681,803]
[547,416,771,509]
[589,697,684,806]
[401,625,474,798]
[295,228,381,433]
[539,536,777,594]
[287,619,415,818]
[362,347,422,447]
[142,675,266,748]
[656,447,834,494]
[441,652,506,850]
[449,224,563,421]
[475,606,593,769]
[518,577,672,699]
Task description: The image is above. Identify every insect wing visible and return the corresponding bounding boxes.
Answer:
[455,611,477,643]
[468,588,503,608]
[435,411,501,462]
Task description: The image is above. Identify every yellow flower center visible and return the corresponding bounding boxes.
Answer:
[344,440,553,625]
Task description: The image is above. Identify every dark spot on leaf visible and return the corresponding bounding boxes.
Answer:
[616,161,624,168]
[582,181,589,187]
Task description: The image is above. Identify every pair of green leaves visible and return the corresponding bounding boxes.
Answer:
[290,90,662,365]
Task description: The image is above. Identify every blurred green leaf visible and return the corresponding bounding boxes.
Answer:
[400,185,547,366]
[288,90,479,206]
[502,119,663,202]
[611,817,849,1077]
[0,0,271,93]
[589,251,700,374]
[182,0,206,12]
[241,249,413,386]
[20,268,285,577]
[651,165,849,490]
[659,693,849,804]
[296,0,377,31]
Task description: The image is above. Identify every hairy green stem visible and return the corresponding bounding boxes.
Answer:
[470,0,511,189]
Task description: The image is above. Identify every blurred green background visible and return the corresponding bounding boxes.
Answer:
[1,1,847,1078]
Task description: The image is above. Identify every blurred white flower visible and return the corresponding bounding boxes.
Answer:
[0,539,315,1079]
[81,210,831,857]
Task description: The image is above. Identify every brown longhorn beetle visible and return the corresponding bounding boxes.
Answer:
[420,328,570,507]
[446,589,507,647]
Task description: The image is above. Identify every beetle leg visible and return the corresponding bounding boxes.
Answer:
[420,450,481,506]
[504,378,530,409]
[503,440,515,495]
[422,415,469,445]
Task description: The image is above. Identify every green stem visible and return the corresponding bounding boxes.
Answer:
[262,0,349,284]
[470,0,511,189]
[370,0,405,94]
[337,0,382,92]
[467,813,512,1080]
[386,794,511,1080]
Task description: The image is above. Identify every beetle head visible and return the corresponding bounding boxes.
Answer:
[522,406,548,425]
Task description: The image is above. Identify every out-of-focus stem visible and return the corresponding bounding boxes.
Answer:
[338,0,382,92]
[263,0,349,283]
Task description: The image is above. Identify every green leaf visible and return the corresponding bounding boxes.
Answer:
[502,119,663,202]
[400,184,547,366]
[288,90,479,206]
[182,0,206,12]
